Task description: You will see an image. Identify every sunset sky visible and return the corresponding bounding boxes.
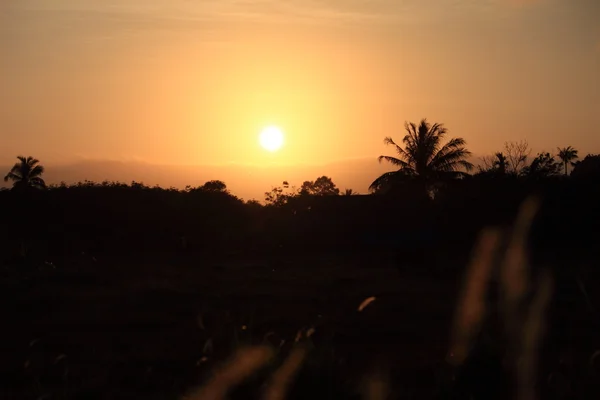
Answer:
[1,0,599,198]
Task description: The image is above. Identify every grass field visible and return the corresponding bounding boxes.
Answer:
[1,238,599,399]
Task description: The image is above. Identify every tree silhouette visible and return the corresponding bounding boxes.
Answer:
[200,180,228,193]
[503,140,531,175]
[370,119,473,193]
[478,152,510,176]
[521,152,561,178]
[299,176,340,196]
[492,152,508,175]
[4,156,46,190]
[343,188,357,196]
[556,146,579,176]
[571,154,600,180]
[264,181,297,206]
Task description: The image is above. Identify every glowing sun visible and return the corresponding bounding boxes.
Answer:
[259,126,284,152]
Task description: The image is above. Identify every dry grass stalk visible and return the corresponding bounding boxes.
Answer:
[449,196,554,399]
[358,296,376,312]
[185,346,274,400]
[500,197,540,330]
[517,270,553,400]
[262,346,307,400]
[498,197,554,400]
[361,368,389,400]
[449,228,500,366]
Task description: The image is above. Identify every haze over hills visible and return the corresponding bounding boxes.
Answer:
[0,155,486,201]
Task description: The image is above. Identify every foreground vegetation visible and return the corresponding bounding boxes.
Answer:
[2,197,599,399]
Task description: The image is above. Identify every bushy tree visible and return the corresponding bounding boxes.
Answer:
[265,181,297,206]
[571,154,600,180]
[200,180,228,193]
[299,176,340,196]
[521,152,562,178]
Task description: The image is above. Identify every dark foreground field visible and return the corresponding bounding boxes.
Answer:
[2,244,600,400]
[1,250,457,399]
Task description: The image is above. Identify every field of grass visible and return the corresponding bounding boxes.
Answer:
[2,223,599,399]
[1,249,463,398]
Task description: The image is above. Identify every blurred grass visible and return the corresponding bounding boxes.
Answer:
[182,197,597,399]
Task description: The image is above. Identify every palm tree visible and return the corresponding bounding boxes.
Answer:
[492,152,508,175]
[4,156,47,190]
[556,146,579,176]
[370,119,473,193]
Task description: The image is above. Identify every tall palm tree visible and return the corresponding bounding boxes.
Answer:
[4,156,46,190]
[370,119,473,193]
[556,146,579,176]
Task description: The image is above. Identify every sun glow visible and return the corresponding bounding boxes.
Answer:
[259,126,284,152]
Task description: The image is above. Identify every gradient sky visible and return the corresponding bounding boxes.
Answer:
[2,0,599,174]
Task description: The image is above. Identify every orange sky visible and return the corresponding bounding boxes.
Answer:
[1,0,599,196]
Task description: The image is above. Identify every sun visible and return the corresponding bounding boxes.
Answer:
[259,126,284,152]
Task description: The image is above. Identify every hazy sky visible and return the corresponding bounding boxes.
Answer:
[2,0,599,171]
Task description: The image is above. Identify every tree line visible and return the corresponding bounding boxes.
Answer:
[3,119,600,200]
[2,118,599,270]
